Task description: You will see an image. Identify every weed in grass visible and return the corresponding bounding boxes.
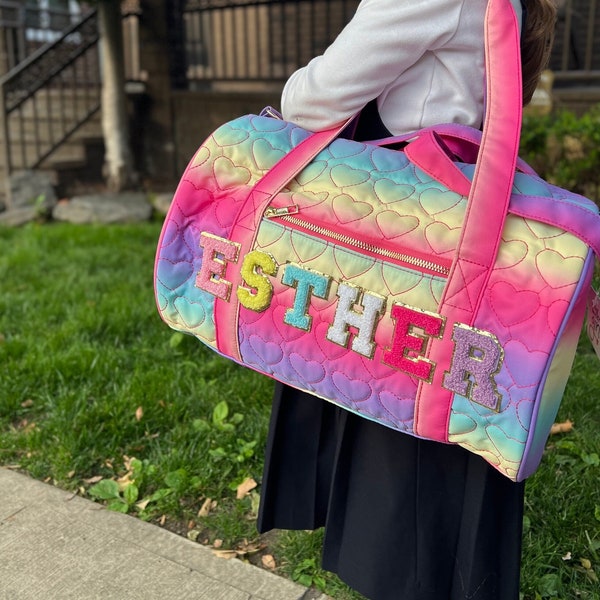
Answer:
[86,456,179,516]
[194,399,259,490]
[88,478,138,513]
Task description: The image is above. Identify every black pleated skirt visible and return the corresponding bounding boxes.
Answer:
[258,382,525,600]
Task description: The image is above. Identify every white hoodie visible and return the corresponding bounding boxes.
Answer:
[281,0,523,134]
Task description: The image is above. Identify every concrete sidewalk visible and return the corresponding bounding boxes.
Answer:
[0,468,327,600]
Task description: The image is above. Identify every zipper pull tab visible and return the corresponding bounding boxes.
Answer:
[264,205,299,218]
[260,106,283,120]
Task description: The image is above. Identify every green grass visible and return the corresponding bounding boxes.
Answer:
[0,221,599,599]
[520,340,600,600]
[0,221,272,502]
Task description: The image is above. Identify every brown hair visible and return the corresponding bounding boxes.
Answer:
[521,0,558,105]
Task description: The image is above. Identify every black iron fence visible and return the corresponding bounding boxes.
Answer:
[177,0,600,86]
[0,10,100,176]
[1,0,599,201]
[551,0,600,83]
[179,0,360,84]
[0,1,147,192]
[0,1,88,71]
[0,0,144,82]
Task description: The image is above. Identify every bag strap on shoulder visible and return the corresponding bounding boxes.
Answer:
[415,0,523,440]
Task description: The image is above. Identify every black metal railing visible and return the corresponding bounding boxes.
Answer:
[178,0,600,87]
[550,0,600,84]
[0,1,87,71]
[0,10,100,178]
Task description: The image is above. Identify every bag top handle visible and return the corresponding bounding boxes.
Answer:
[442,0,523,315]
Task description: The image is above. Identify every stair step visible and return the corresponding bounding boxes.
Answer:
[3,100,101,158]
[6,115,101,143]
[6,89,100,113]
[5,140,102,171]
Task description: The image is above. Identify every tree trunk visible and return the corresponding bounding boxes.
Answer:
[98,0,135,192]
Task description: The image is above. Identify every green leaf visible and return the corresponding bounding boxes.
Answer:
[555,440,578,453]
[88,479,120,500]
[123,483,139,505]
[164,468,187,491]
[107,499,129,513]
[230,413,244,425]
[296,574,313,587]
[594,505,600,522]
[192,418,210,432]
[130,458,143,475]
[538,573,559,597]
[148,488,173,502]
[212,400,229,425]
[208,447,227,460]
[169,332,185,348]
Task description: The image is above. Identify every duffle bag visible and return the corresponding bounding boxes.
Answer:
[154,0,600,481]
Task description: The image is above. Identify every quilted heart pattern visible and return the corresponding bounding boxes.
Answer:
[155,114,600,481]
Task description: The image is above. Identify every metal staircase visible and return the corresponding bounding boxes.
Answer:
[0,9,103,205]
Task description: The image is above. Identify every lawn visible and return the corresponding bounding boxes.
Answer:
[0,221,598,600]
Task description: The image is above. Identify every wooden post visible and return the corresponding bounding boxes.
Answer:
[99,0,135,191]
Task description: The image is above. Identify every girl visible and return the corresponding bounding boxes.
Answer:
[258,1,557,599]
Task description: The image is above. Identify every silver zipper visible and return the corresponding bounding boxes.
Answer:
[265,205,450,276]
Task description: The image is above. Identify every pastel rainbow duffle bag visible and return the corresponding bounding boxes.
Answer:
[154,0,600,481]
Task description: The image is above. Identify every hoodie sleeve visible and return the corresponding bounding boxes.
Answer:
[280,0,465,130]
[281,0,522,131]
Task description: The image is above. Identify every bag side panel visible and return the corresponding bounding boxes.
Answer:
[447,212,591,480]
[516,251,594,480]
[155,115,312,348]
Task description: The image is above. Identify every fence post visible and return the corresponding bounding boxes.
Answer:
[0,79,12,208]
[0,25,9,73]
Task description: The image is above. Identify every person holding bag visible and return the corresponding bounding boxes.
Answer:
[257,1,558,599]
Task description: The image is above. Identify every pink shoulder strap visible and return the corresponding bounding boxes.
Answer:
[414,0,523,440]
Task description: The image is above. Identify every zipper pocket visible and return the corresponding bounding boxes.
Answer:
[264,205,451,276]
